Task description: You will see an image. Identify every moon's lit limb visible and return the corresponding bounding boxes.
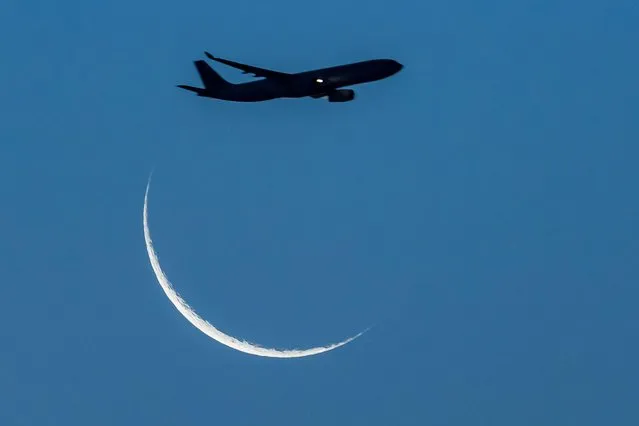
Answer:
[142,177,367,358]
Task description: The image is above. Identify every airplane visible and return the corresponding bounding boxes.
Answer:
[177,51,404,103]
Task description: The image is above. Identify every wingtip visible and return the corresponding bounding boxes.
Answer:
[204,51,214,59]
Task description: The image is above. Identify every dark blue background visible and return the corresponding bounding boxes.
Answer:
[1,0,637,424]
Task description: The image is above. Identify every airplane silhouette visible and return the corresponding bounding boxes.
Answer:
[177,51,404,102]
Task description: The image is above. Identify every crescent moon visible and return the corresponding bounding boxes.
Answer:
[143,177,367,358]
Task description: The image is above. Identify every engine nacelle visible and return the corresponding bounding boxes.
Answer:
[327,89,355,102]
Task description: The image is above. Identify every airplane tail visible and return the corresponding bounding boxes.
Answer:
[194,60,231,90]
[177,60,232,96]
[176,85,207,95]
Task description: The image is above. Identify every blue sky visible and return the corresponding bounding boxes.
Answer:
[1,0,638,424]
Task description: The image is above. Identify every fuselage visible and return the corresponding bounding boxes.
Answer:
[207,59,403,102]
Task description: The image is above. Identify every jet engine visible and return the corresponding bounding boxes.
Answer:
[327,89,355,102]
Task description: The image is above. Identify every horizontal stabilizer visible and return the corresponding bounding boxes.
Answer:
[176,85,206,95]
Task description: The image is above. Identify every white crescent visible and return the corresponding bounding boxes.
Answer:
[143,177,367,358]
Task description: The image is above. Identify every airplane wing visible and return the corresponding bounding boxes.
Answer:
[204,52,291,79]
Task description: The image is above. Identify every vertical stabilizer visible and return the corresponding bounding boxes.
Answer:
[194,60,230,90]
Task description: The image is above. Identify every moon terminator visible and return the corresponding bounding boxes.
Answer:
[142,177,367,358]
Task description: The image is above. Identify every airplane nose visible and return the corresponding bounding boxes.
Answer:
[380,59,404,76]
[384,59,403,73]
